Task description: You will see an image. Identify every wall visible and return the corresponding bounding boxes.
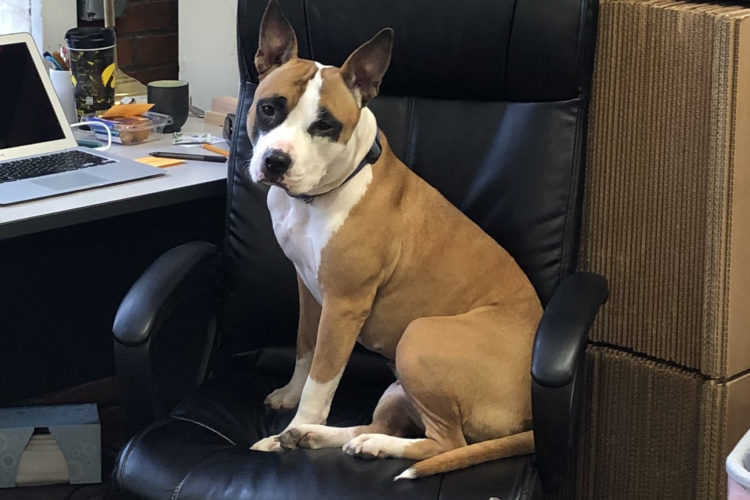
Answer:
[79,0,179,84]
[178,0,239,110]
[114,0,178,83]
[0,0,77,54]
[0,0,33,34]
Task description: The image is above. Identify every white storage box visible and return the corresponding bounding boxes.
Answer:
[728,428,750,500]
[0,404,100,487]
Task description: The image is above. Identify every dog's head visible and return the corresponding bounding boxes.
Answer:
[247,0,393,197]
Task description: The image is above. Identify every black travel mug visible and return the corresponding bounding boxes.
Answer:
[65,27,117,118]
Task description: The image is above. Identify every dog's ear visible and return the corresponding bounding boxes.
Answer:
[255,0,298,80]
[340,28,394,107]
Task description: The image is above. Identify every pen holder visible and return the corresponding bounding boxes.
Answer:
[48,69,77,124]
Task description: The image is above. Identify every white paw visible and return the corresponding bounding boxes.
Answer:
[263,385,302,410]
[277,425,320,450]
[250,435,283,452]
[343,434,393,459]
[279,424,352,450]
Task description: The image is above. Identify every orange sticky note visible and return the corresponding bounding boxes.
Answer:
[135,156,185,168]
[201,143,230,157]
[101,103,154,118]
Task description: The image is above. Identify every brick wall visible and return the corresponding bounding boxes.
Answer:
[80,0,178,84]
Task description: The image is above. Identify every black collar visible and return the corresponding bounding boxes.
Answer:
[290,132,382,204]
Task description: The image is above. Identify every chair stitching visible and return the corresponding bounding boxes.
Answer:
[559,101,584,286]
[169,446,236,500]
[171,475,188,500]
[303,0,314,60]
[502,0,520,97]
[223,84,249,253]
[171,415,237,446]
[114,419,175,491]
[406,97,416,167]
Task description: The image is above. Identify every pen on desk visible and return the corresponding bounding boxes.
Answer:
[149,151,228,163]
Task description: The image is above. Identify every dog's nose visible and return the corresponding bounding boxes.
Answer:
[263,149,292,175]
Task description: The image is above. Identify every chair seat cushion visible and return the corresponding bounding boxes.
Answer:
[114,347,539,500]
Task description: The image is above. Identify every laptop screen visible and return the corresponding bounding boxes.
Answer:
[0,42,66,150]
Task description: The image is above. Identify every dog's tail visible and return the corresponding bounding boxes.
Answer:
[393,430,534,481]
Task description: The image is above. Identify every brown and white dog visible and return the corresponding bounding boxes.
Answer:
[247,0,542,481]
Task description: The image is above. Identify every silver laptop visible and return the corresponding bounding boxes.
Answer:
[0,32,163,205]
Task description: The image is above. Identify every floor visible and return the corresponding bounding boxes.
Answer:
[1,377,125,500]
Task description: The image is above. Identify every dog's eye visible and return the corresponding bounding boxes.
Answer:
[311,120,332,132]
[260,104,275,117]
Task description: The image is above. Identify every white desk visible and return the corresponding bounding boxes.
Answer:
[0,116,229,240]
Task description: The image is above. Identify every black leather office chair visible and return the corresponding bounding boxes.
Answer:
[111,0,606,498]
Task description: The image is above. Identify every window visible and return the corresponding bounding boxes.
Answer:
[0,0,77,55]
[0,0,33,35]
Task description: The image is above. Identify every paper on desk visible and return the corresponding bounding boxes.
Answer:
[173,132,212,144]
[176,134,227,147]
[135,156,184,168]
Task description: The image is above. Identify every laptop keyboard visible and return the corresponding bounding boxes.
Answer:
[0,150,116,184]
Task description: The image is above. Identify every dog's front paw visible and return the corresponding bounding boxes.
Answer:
[278,426,309,450]
[250,435,283,452]
[343,434,394,459]
[263,385,302,410]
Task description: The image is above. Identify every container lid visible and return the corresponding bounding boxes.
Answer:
[0,404,99,427]
[65,27,116,49]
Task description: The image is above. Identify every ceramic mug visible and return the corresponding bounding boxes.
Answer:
[147,80,189,133]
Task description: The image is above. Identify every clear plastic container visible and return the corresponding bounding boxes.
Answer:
[727,428,750,500]
[85,112,173,145]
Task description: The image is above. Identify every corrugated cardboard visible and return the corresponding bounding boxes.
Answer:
[579,0,750,377]
[568,346,750,500]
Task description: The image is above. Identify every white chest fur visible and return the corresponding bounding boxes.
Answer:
[267,165,373,304]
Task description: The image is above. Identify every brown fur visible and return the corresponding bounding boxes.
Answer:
[408,431,535,477]
[305,135,542,475]
[296,275,321,359]
[247,58,317,137]
[318,67,360,143]
[254,0,298,79]
[252,0,541,477]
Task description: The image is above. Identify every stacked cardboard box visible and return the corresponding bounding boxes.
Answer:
[570,347,750,499]
[576,0,750,498]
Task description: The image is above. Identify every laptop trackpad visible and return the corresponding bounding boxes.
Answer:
[32,172,106,191]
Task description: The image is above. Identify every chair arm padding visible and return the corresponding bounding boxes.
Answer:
[113,241,222,346]
[112,241,222,434]
[531,271,609,388]
[530,271,608,492]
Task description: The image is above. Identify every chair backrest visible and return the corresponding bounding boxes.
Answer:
[220,0,598,352]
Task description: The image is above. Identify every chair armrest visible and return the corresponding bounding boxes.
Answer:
[113,241,222,345]
[113,241,223,434]
[530,271,608,492]
[532,271,609,387]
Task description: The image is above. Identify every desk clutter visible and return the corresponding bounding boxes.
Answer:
[0,404,101,488]
[203,96,238,128]
[86,103,172,145]
[46,28,236,162]
[70,101,231,166]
